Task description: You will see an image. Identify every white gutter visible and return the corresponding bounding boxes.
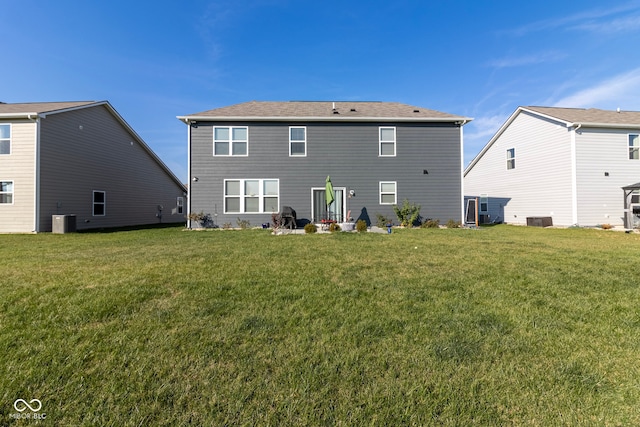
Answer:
[569,122,640,129]
[0,112,39,119]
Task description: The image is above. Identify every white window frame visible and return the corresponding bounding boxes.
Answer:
[506,148,516,170]
[379,181,397,205]
[0,124,11,155]
[177,197,184,214]
[224,179,279,214]
[629,134,639,160]
[379,127,396,157]
[213,126,249,157]
[289,126,307,157]
[93,190,106,216]
[0,180,14,204]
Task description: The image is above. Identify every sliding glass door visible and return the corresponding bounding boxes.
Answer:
[312,188,345,222]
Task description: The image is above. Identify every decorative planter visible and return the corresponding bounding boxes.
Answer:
[340,222,355,231]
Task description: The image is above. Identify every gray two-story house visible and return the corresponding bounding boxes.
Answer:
[178,101,471,228]
[0,101,186,232]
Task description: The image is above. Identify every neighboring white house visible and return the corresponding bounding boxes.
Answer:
[0,101,186,232]
[464,106,640,228]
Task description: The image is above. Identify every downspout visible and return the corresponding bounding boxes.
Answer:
[29,114,40,232]
[570,123,581,226]
[459,120,468,223]
[186,120,192,229]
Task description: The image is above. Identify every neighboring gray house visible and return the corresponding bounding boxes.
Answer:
[178,101,471,227]
[0,101,186,232]
[464,106,640,228]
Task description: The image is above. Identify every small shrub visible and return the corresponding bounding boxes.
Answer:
[328,222,341,232]
[271,212,283,229]
[222,222,233,230]
[446,219,461,229]
[304,223,317,234]
[376,213,393,228]
[356,219,368,233]
[187,211,206,222]
[236,218,251,230]
[393,199,421,228]
[600,223,612,230]
[187,211,211,227]
[422,218,440,228]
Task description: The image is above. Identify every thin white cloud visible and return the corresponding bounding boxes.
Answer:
[552,67,640,109]
[487,51,566,69]
[464,113,513,165]
[466,114,510,141]
[570,15,640,33]
[503,1,640,36]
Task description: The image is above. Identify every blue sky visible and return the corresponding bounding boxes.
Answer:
[3,1,640,182]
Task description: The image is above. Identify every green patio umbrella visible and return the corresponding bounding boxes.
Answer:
[325,175,335,220]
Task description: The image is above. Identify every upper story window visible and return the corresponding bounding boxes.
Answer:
[0,181,13,204]
[0,124,11,155]
[214,127,248,156]
[289,126,306,156]
[379,181,397,205]
[629,134,639,160]
[93,190,106,216]
[506,148,516,170]
[379,127,396,156]
[224,179,279,214]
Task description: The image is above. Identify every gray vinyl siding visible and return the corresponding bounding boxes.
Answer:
[0,120,36,232]
[190,121,462,226]
[38,105,185,231]
[575,128,640,226]
[465,111,574,226]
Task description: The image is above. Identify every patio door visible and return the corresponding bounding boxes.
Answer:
[312,187,345,222]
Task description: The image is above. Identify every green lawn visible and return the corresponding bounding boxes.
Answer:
[1,225,639,425]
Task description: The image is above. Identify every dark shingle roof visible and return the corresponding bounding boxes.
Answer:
[524,106,640,126]
[0,101,98,116]
[180,101,470,122]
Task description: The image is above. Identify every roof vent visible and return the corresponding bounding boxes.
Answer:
[350,108,356,112]
[413,109,420,113]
